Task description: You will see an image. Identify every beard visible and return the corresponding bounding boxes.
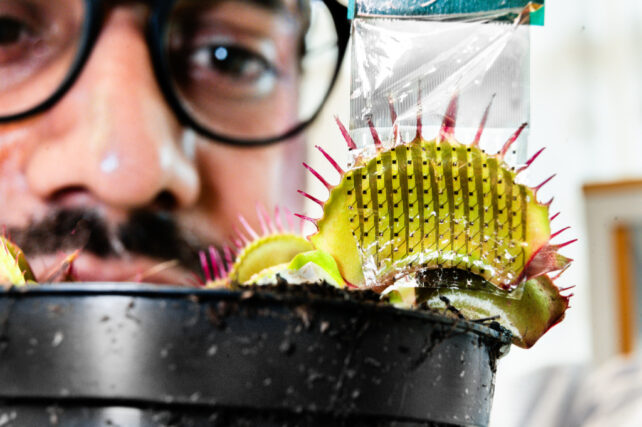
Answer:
[7,208,207,282]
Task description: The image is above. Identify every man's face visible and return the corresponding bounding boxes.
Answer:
[0,0,310,284]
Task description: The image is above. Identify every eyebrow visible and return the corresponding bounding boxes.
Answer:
[204,0,297,14]
[243,0,288,9]
[176,0,303,21]
[241,0,307,23]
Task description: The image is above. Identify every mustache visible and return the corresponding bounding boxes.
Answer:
[7,209,205,274]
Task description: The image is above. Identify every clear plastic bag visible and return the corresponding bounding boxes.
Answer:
[350,18,530,166]
[347,4,538,296]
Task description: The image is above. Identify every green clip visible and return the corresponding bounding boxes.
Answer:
[348,0,356,20]
[530,5,545,25]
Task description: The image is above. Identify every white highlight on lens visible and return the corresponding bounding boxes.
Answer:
[214,46,228,61]
[100,152,120,173]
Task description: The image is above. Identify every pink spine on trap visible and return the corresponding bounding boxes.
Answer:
[473,95,495,147]
[558,284,576,292]
[388,96,400,143]
[550,226,571,240]
[232,236,244,251]
[553,238,578,250]
[238,215,259,240]
[298,189,324,207]
[334,116,357,150]
[283,207,296,232]
[392,123,401,146]
[551,264,571,281]
[256,203,272,235]
[274,206,284,232]
[534,174,556,193]
[303,162,332,189]
[315,145,344,174]
[388,95,398,124]
[367,118,383,148]
[209,246,222,279]
[234,225,250,245]
[294,213,318,229]
[517,147,545,174]
[223,245,234,271]
[550,211,561,222]
[500,122,528,159]
[440,93,459,140]
[199,251,212,282]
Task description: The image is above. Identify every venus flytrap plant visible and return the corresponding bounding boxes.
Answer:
[200,95,573,348]
[200,205,316,288]
[297,95,572,348]
[305,95,572,292]
[0,232,80,286]
[0,235,36,286]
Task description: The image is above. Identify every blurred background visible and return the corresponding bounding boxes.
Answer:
[306,0,642,424]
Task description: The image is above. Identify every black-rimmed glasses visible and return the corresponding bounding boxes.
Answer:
[0,0,349,145]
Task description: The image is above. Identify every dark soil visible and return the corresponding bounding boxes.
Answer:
[232,276,509,335]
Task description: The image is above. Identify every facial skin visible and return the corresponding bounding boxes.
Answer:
[0,2,308,285]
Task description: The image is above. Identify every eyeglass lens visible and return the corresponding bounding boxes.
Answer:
[0,0,340,142]
[0,0,85,117]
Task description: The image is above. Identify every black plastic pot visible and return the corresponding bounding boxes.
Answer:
[0,284,510,426]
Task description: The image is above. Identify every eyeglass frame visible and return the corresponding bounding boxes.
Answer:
[0,0,351,146]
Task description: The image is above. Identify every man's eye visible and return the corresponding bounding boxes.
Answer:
[0,17,30,46]
[191,44,274,82]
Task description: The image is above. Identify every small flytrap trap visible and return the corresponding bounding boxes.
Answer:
[0,1,572,426]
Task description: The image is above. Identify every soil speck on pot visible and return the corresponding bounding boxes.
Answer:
[319,320,330,333]
[364,357,381,368]
[51,331,63,347]
[279,339,295,355]
[207,344,218,356]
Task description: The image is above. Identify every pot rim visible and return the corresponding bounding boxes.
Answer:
[1,282,512,344]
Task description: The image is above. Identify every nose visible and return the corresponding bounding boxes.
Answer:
[25,7,200,211]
